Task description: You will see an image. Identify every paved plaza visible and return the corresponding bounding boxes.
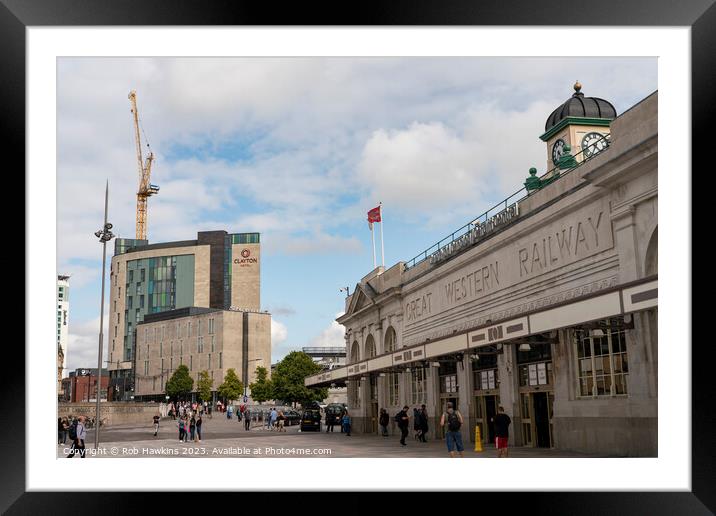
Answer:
[58,415,609,458]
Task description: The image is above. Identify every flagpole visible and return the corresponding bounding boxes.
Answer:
[371,222,377,269]
[379,203,385,267]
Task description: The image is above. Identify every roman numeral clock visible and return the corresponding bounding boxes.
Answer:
[540,81,617,173]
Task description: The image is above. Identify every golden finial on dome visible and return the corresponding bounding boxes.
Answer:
[574,80,582,93]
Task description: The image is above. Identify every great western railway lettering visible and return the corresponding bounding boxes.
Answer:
[405,293,433,322]
[518,212,603,277]
[445,261,500,305]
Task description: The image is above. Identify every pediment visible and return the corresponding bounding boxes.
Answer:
[345,283,375,317]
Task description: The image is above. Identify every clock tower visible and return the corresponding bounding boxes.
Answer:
[540,82,617,172]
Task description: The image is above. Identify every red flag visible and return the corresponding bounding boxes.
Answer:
[367,206,382,223]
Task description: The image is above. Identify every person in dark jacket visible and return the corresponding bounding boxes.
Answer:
[413,408,422,441]
[419,404,429,442]
[397,406,410,446]
[379,408,389,437]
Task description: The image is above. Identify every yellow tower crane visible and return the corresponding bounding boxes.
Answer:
[129,90,159,241]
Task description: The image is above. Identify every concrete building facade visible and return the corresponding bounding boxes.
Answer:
[133,307,271,401]
[57,275,70,394]
[306,87,658,456]
[107,230,265,400]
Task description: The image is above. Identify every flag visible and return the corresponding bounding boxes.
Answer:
[367,206,382,223]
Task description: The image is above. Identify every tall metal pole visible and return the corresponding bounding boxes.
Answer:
[94,181,114,449]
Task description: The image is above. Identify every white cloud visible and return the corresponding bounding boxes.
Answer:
[271,319,288,349]
[66,313,109,373]
[308,313,346,348]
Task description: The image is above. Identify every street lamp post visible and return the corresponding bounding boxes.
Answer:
[94,181,115,450]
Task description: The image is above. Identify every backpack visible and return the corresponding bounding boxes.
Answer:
[447,410,461,432]
[394,412,403,424]
[68,421,78,440]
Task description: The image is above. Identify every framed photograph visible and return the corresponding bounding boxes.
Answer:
[6,0,711,512]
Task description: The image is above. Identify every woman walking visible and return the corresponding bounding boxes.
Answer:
[189,415,197,442]
[196,414,203,443]
[178,417,186,442]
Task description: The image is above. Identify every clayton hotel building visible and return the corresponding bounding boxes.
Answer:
[107,231,271,402]
[306,85,658,456]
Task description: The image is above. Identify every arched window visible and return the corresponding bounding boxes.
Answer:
[365,335,376,358]
[384,326,396,354]
[351,341,360,363]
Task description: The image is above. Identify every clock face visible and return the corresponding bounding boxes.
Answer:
[551,139,566,165]
[581,132,608,158]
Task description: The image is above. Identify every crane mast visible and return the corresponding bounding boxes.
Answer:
[129,90,159,241]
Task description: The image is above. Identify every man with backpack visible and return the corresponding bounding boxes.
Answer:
[66,416,87,458]
[440,402,464,457]
[395,406,410,446]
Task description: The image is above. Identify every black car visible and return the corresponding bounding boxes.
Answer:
[283,409,301,426]
[300,408,322,432]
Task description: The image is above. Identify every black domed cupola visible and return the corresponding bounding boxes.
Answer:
[539,82,617,170]
[544,81,617,133]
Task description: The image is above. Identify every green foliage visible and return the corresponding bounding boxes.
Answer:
[271,351,328,406]
[249,365,274,403]
[197,370,213,402]
[217,368,243,402]
[165,365,194,400]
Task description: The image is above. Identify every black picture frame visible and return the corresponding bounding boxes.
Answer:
[5,0,710,512]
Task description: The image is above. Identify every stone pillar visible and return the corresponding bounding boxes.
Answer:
[457,354,473,441]
[498,342,520,446]
[611,205,640,283]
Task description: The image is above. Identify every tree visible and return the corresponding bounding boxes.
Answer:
[165,365,193,401]
[197,370,213,403]
[271,351,328,406]
[217,368,243,403]
[249,365,273,403]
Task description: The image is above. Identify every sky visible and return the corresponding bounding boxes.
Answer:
[57,57,657,373]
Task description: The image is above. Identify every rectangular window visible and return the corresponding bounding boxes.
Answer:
[389,372,400,406]
[118,286,121,298]
[170,357,173,370]
[188,322,192,337]
[127,297,133,309]
[208,353,212,369]
[411,368,427,404]
[114,300,116,312]
[136,283,141,295]
[198,320,202,336]
[209,318,214,334]
[129,270,134,282]
[198,336,204,354]
[219,352,222,369]
[190,355,193,371]
[575,320,629,397]
[211,335,215,352]
[140,295,144,308]
[144,360,149,375]
[160,342,163,357]
[141,269,145,282]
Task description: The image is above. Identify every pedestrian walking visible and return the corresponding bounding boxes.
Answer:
[277,410,286,432]
[66,416,86,458]
[395,406,410,446]
[326,411,336,433]
[227,404,233,420]
[379,409,389,437]
[269,407,278,430]
[244,408,251,431]
[413,408,422,441]
[190,415,197,442]
[196,414,203,442]
[153,413,160,437]
[491,406,512,458]
[178,417,186,442]
[58,417,68,444]
[440,402,464,458]
[419,404,429,442]
[341,411,351,436]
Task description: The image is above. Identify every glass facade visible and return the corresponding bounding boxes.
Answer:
[231,233,260,244]
[224,234,232,309]
[123,254,195,362]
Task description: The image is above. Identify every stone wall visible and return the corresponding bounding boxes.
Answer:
[58,402,168,427]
